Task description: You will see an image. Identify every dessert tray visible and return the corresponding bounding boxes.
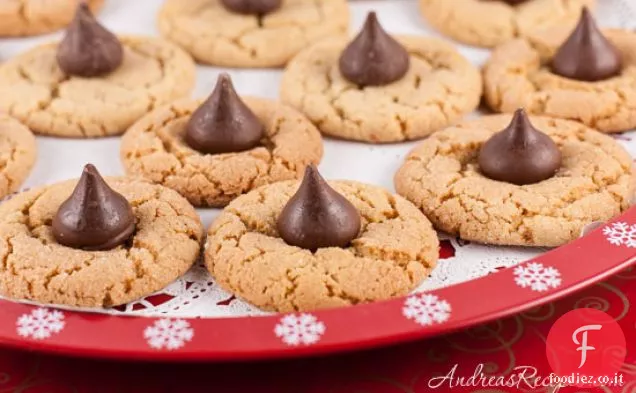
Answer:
[0,0,635,361]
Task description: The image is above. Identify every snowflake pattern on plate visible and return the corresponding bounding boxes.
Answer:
[144,319,194,350]
[514,262,562,292]
[602,222,636,247]
[402,294,452,326]
[274,314,326,346]
[16,308,65,340]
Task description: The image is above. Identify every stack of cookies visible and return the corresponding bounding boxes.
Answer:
[0,0,633,313]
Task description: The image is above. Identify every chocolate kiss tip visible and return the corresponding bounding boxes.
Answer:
[338,11,410,87]
[478,110,562,185]
[83,163,98,174]
[216,72,236,89]
[52,164,135,251]
[551,6,622,82]
[56,3,123,78]
[277,165,361,251]
[185,73,263,155]
[366,11,379,23]
[510,108,529,129]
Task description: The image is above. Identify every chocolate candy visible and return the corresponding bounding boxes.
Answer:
[56,3,123,77]
[478,109,562,185]
[277,165,361,251]
[52,164,135,251]
[551,7,622,82]
[185,73,264,155]
[339,12,410,87]
[221,0,281,15]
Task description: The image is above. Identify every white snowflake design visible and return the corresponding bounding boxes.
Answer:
[16,308,65,340]
[602,222,636,247]
[514,262,562,292]
[274,314,325,346]
[402,294,452,326]
[143,319,194,350]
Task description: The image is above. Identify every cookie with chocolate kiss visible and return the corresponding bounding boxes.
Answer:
[56,3,123,77]
[221,0,281,15]
[478,109,562,185]
[52,164,136,251]
[339,12,410,87]
[551,7,622,82]
[277,165,361,250]
[185,73,264,155]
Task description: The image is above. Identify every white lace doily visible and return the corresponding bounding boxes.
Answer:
[2,0,635,318]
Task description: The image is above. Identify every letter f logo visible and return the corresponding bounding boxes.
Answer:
[572,324,602,368]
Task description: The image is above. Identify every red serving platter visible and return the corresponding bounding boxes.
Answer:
[0,208,634,361]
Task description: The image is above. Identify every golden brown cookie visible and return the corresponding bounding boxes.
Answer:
[157,0,350,68]
[0,115,37,199]
[0,0,103,37]
[419,0,594,48]
[280,36,482,143]
[395,115,635,247]
[205,180,440,312]
[120,97,324,207]
[0,178,203,308]
[0,36,196,138]
[484,28,636,133]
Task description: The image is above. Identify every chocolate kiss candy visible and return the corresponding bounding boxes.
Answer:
[551,7,622,82]
[185,73,264,155]
[277,165,361,250]
[478,109,562,185]
[339,12,410,87]
[52,164,135,251]
[56,3,123,77]
[221,0,281,15]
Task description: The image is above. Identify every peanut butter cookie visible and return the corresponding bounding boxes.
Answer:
[395,115,635,247]
[0,177,203,308]
[0,36,196,138]
[120,97,323,207]
[280,36,482,143]
[0,0,103,37]
[157,0,349,67]
[0,115,37,199]
[484,28,636,133]
[419,0,594,48]
[205,180,440,312]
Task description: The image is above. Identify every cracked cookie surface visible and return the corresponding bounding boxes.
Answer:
[0,35,196,138]
[0,178,203,308]
[120,97,324,207]
[280,36,482,143]
[0,0,103,37]
[0,115,37,199]
[484,28,636,133]
[205,180,439,312]
[395,115,635,247]
[157,0,350,67]
[419,0,594,48]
